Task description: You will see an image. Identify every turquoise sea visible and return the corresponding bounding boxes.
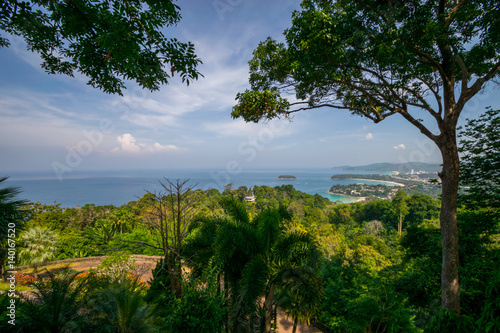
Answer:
[3,169,398,208]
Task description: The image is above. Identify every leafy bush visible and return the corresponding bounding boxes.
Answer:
[161,267,226,333]
[14,272,39,286]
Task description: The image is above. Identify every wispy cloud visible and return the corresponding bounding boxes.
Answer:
[364,133,374,140]
[394,144,406,150]
[203,119,294,138]
[111,134,180,154]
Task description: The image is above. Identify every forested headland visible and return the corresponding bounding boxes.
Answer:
[1,0,499,331]
[1,167,498,332]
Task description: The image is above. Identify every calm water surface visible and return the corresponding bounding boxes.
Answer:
[4,169,396,207]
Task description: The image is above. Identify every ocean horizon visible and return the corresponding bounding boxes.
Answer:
[3,168,397,208]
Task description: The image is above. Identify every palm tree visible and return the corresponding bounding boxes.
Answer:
[185,198,322,332]
[22,270,90,332]
[85,275,158,332]
[19,226,59,273]
[0,176,26,281]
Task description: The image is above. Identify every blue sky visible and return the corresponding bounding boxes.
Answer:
[0,0,497,174]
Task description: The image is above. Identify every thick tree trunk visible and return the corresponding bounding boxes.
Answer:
[438,133,461,313]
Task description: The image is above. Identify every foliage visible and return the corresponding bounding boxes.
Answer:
[425,310,476,333]
[233,0,500,313]
[320,256,420,333]
[0,176,26,234]
[14,271,39,286]
[398,210,500,329]
[96,252,136,281]
[8,181,484,330]
[184,197,323,332]
[161,265,227,333]
[55,230,101,259]
[0,0,202,94]
[19,270,90,332]
[18,226,59,270]
[84,275,158,333]
[458,108,500,208]
[476,259,500,332]
[233,1,500,123]
[0,176,26,280]
[107,227,163,256]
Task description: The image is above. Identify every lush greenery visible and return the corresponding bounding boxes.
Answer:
[0,0,202,94]
[5,167,497,332]
[232,0,500,313]
[329,184,395,199]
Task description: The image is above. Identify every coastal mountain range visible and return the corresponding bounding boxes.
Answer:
[333,162,441,173]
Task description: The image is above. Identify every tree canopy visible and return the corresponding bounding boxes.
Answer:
[233,0,500,127]
[458,108,500,208]
[0,0,202,94]
[232,0,500,313]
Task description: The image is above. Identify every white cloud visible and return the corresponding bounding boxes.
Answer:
[365,133,374,140]
[150,142,179,152]
[112,134,179,153]
[394,144,406,150]
[115,134,141,152]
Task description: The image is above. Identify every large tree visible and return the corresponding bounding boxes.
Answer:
[0,0,202,94]
[232,0,500,313]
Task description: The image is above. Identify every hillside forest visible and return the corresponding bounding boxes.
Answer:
[0,109,498,333]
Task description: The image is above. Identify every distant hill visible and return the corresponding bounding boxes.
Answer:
[333,162,441,173]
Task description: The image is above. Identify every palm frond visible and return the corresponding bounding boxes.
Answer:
[215,222,261,282]
[272,230,321,269]
[231,255,268,329]
[255,209,282,256]
[221,197,250,225]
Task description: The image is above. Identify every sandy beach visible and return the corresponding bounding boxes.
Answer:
[325,191,367,203]
[338,178,406,187]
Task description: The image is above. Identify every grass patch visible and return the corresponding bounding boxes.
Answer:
[22,262,79,275]
[0,282,32,292]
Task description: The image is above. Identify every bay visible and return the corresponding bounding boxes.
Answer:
[3,168,398,208]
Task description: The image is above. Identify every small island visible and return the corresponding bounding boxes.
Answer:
[278,175,297,180]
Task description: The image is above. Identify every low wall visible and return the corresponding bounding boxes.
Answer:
[5,255,163,271]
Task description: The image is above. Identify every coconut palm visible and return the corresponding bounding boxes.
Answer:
[19,226,59,273]
[184,198,322,333]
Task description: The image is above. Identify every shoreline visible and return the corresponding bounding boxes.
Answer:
[332,178,406,187]
[324,191,367,203]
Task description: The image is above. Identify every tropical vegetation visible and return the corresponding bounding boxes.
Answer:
[3,108,499,331]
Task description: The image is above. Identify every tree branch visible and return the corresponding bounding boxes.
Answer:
[459,59,500,108]
[399,108,438,142]
[444,0,470,29]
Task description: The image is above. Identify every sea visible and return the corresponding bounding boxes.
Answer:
[3,168,398,208]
